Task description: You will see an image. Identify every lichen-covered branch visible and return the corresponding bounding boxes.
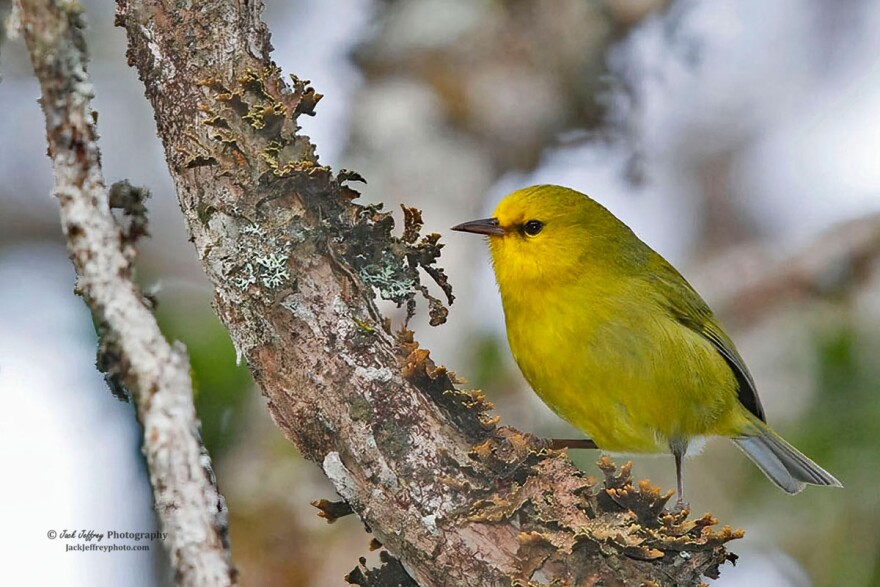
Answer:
[115,0,739,585]
[19,1,235,585]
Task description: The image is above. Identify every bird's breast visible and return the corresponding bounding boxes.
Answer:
[499,279,738,453]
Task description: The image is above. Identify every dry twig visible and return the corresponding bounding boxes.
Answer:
[19,1,235,585]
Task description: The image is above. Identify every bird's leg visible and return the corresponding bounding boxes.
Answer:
[674,451,685,507]
[670,439,688,510]
[547,438,599,450]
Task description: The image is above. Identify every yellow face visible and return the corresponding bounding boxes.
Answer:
[452,184,640,287]
[488,187,589,285]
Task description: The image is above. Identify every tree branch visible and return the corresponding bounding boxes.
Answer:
[19,1,235,585]
[114,0,739,584]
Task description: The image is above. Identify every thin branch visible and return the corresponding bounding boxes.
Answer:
[18,1,235,585]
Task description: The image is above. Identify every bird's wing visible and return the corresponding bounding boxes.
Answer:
[647,256,767,422]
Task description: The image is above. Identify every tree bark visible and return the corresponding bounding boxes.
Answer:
[114,1,739,585]
[19,1,236,585]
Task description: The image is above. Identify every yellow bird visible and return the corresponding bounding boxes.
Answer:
[452,184,841,502]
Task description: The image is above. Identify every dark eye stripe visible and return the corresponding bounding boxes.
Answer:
[523,220,543,236]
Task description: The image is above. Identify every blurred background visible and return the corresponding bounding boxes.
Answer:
[2,0,879,585]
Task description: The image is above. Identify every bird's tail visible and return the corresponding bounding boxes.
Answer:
[732,421,842,494]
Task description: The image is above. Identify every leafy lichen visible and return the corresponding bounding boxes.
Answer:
[345,551,418,587]
[465,449,742,582]
[195,70,454,327]
[399,329,496,441]
[311,498,354,524]
[108,180,151,245]
[195,67,320,180]
[358,254,418,301]
[254,251,289,289]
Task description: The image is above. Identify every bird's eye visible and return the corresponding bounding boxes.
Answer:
[523,220,544,236]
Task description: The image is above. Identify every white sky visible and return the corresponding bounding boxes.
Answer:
[0,246,161,587]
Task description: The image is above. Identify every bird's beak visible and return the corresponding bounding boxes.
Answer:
[451,217,506,236]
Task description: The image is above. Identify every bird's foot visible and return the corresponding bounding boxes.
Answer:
[672,496,690,514]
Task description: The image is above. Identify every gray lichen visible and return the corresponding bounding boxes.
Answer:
[358,255,418,301]
[255,251,289,289]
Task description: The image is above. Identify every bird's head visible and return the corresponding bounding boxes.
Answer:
[452,185,641,287]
